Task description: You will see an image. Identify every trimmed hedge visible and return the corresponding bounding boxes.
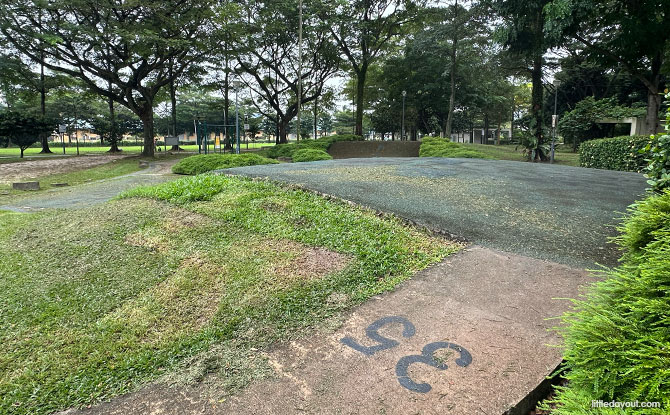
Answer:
[579,135,653,172]
[266,134,362,159]
[543,190,670,414]
[419,137,489,158]
[292,148,333,162]
[171,153,278,175]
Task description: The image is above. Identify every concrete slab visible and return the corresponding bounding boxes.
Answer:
[74,246,590,415]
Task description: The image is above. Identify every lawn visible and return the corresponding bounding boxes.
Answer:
[0,175,460,414]
[0,142,276,160]
[464,143,580,166]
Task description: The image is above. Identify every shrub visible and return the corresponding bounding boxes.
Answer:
[266,134,363,159]
[419,137,489,158]
[171,153,278,175]
[579,135,653,172]
[292,148,333,162]
[543,190,670,414]
[641,91,670,193]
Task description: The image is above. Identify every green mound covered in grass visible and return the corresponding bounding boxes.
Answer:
[266,134,362,159]
[0,175,459,415]
[419,137,490,158]
[292,148,333,162]
[543,190,670,414]
[172,153,278,175]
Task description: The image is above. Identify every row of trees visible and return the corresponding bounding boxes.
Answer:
[0,0,667,160]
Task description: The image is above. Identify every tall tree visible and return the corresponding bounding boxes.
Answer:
[0,0,216,157]
[320,0,423,136]
[492,0,552,160]
[235,0,339,143]
[544,0,670,134]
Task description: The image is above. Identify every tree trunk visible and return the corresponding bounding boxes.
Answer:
[278,118,289,143]
[313,96,318,140]
[38,58,52,154]
[644,52,662,135]
[169,74,181,151]
[20,147,24,158]
[483,114,489,145]
[354,64,367,137]
[139,108,155,157]
[445,0,458,138]
[108,93,121,152]
[531,53,545,161]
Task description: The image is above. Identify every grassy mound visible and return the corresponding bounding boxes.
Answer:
[543,190,670,413]
[266,134,362,159]
[292,148,333,162]
[172,153,278,175]
[419,137,490,158]
[0,175,459,414]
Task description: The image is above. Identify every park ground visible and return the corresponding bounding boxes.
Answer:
[0,146,646,414]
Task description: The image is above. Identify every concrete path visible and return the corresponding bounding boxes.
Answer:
[0,160,179,212]
[74,247,590,415]
[220,158,647,268]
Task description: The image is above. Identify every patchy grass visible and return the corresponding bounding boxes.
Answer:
[172,153,278,175]
[0,175,460,414]
[0,157,144,198]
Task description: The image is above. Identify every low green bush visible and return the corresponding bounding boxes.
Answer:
[171,153,278,175]
[292,148,333,162]
[543,190,670,414]
[579,135,653,172]
[266,134,362,159]
[419,137,489,158]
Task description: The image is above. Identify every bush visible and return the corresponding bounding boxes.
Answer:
[641,91,670,193]
[292,148,333,162]
[543,190,670,414]
[266,134,363,159]
[171,153,278,175]
[419,137,489,158]
[579,135,653,172]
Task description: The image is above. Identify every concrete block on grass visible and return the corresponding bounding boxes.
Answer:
[12,181,40,191]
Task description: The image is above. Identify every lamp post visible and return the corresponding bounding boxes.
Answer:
[551,79,561,164]
[233,80,242,154]
[402,90,407,141]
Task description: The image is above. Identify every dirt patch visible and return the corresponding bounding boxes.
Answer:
[0,155,129,184]
[273,247,351,280]
[162,211,210,233]
[124,231,170,253]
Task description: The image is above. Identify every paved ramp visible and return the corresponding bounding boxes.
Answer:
[75,247,589,415]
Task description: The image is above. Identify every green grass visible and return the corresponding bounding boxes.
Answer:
[292,148,333,162]
[0,175,460,414]
[419,138,491,159]
[0,142,275,161]
[266,134,362,159]
[0,157,145,198]
[465,143,580,166]
[172,153,279,175]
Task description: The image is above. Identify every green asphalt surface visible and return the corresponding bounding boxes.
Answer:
[219,157,648,268]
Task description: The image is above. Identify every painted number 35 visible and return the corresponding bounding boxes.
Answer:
[340,316,472,393]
